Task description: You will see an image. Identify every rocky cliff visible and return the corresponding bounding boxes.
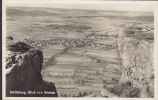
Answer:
[6,42,58,97]
[118,24,154,98]
[101,24,154,98]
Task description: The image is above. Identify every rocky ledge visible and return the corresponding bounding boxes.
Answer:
[101,24,154,98]
[118,24,154,98]
[6,42,58,97]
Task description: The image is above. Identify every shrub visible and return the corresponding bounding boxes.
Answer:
[124,29,135,35]
[8,42,31,53]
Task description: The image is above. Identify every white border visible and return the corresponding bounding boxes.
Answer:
[2,0,158,100]
[154,1,158,99]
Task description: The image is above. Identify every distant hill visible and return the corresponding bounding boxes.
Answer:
[7,7,154,22]
[7,8,61,16]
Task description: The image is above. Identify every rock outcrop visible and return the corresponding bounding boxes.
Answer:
[6,42,58,97]
[118,24,154,98]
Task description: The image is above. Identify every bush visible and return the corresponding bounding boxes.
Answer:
[8,42,31,53]
[124,29,135,35]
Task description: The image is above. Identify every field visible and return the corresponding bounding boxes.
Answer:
[6,7,154,97]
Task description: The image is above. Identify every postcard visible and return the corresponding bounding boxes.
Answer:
[2,0,158,99]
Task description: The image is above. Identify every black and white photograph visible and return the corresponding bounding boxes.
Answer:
[2,0,158,99]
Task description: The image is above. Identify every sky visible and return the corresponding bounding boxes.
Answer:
[44,4,154,12]
[4,0,155,12]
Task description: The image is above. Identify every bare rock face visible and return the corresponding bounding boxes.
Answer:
[6,42,58,97]
[118,24,154,98]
